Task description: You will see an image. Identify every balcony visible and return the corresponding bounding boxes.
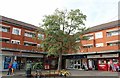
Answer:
[1,32,11,38]
[1,42,43,52]
[81,40,94,45]
[81,45,120,53]
[24,36,37,43]
[106,35,119,42]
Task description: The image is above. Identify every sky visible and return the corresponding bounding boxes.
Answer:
[0,0,119,28]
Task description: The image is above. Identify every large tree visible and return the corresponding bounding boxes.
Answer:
[38,9,87,70]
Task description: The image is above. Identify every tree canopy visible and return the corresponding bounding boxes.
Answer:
[38,9,88,70]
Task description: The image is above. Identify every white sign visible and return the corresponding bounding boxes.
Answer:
[87,54,118,58]
[87,55,100,58]
[102,54,118,58]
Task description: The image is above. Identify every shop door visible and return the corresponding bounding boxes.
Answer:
[94,59,98,70]
[74,60,81,69]
[4,56,12,69]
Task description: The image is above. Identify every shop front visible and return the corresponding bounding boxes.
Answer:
[1,51,43,71]
[87,53,119,71]
[64,55,87,70]
[44,56,58,70]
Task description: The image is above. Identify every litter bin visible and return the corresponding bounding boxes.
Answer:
[26,68,31,77]
[26,62,32,77]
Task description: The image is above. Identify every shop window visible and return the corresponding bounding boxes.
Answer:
[4,56,11,69]
[113,59,118,64]
[98,60,106,64]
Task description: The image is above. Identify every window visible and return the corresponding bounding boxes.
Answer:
[107,30,119,37]
[98,60,106,64]
[107,42,120,46]
[95,32,103,39]
[85,35,94,40]
[24,32,35,37]
[12,28,21,35]
[38,34,44,40]
[83,45,93,48]
[0,38,10,43]
[0,27,10,32]
[96,43,104,47]
[11,40,20,44]
[24,42,37,46]
[113,59,118,64]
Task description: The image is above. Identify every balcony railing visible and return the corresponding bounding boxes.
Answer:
[1,42,43,52]
[81,45,120,52]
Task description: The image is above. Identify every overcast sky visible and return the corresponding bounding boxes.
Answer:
[0,0,119,27]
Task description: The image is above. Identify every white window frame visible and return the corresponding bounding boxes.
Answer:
[11,40,20,44]
[12,27,21,35]
[95,32,103,39]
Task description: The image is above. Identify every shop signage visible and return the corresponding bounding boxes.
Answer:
[2,51,43,58]
[87,53,118,58]
[2,51,13,56]
[13,52,22,56]
[66,55,86,59]
[102,54,118,58]
[28,54,43,58]
[87,55,100,58]
[22,53,30,57]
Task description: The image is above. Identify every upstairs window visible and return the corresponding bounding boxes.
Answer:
[83,44,93,48]
[95,32,103,39]
[0,27,10,32]
[107,30,119,37]
[96,43,104,47]
[12,27,21,35]
[0,38,10,43]
[107,42,120,46]
[11,40,20,44]
[38,34,44,40]
[24,42,37,46]
[24,32,35,37]
[84,35,94,40]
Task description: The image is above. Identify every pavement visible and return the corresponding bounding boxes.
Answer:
[1,69,120,78]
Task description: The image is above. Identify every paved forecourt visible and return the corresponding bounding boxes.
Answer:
[1,70,120,78]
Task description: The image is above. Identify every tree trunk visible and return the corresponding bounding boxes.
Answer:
[57,51,62,71]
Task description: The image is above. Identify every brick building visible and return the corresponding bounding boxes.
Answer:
[64,20,120,71]
[0,16,45,71]
[1,16,120,71]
